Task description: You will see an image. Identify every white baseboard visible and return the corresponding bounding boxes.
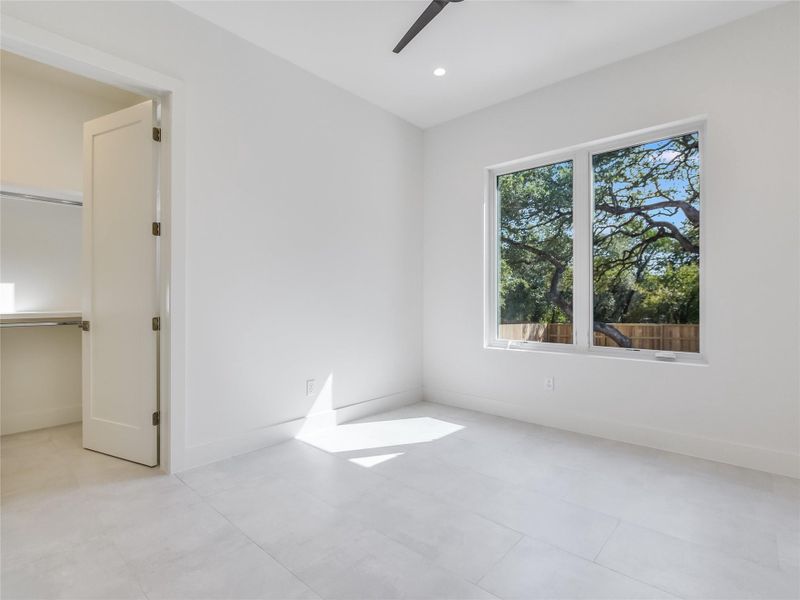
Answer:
[180,388,422,471]
[424,387,799,478]
[1,405,82,436]
[334,388,422,424]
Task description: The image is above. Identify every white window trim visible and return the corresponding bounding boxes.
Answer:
[484,117,707,365]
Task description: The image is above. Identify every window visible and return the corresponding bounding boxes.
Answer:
[487,122,703,360]
[592,134,700,352]
[498,160,573,344]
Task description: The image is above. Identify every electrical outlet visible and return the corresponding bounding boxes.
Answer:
[305,379,315,396]
[544,376,555,392]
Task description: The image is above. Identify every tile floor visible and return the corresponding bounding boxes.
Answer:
[1,401,798,599]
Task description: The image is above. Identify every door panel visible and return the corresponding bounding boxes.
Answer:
[82,100,158,466]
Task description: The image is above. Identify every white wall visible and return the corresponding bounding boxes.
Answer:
[423,4,800,477]
[0,1,424,467]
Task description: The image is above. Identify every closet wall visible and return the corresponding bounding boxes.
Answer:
[0,51,144,434]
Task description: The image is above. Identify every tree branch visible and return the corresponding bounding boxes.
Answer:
[593,321,632,348]
[501,237,566,271]
[596,200,699,227]
[540,255,633,349]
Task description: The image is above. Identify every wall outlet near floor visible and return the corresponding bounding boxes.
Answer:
[544,376,555,392]
[305,379,316,396]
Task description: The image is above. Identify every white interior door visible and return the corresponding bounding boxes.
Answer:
[82,100,159,466]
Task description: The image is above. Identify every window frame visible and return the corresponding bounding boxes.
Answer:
[484,118,706,364]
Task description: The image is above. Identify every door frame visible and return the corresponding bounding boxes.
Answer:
[1,15,187,472]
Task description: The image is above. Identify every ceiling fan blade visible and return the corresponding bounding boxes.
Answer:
[393,0,450,54]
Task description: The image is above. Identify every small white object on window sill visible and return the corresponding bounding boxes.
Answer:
[654,351,677,361]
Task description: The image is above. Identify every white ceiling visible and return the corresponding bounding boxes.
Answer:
[177,1,777,128]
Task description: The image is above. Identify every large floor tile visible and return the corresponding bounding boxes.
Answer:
[654,451,777,493]
[306,529,497,600]
[428,435,546,486]
[0,485,104,568]
[0,446,78,498]
[268,515,485,600]
[178,438,339,497]
[272,517,402,588]
[346,478,522,582]
[622,491,780,567]
[367,448,508,512]
[139,536,316,600]
[1,539,145,600]
[106,500,244,577]
[558,466,782,567]
[205,476,348,557]
[476,483,619,560]
[597,522,800,599]
[281,449,388,508]
[479,536,674,599]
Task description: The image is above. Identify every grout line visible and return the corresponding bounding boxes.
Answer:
[109,537,153,600]
[475,534,525,585]
[598,566,682,600]
[593,551,682,598]
[186,476,329,600]
[590,521,692,599]
[473,582,504,600]
[593,518,620,561]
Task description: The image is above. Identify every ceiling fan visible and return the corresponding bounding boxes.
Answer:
[393,0,464,54]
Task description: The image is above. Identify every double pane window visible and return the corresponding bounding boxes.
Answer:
[489,125,702,359]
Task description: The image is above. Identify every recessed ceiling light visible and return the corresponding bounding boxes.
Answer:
[433,67,447,77]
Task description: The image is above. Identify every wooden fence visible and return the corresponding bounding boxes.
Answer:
[499,322,699,352]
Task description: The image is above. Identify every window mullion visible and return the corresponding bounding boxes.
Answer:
[571,151,592,350]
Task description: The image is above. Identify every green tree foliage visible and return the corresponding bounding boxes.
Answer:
[498,160,573,323]
[499,133,700,347]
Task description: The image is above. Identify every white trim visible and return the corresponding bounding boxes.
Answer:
[484,117,706,365]
[180,389,423,472]
[424,387,800,478]
[573,150,591,349]
[484,150,578,350]
[1,16,187,472]
[0,17,178,96]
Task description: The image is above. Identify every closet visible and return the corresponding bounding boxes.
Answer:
[0,51,162,466]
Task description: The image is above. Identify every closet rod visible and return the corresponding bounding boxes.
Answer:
[0,320,82,329]
[0,189,82,207]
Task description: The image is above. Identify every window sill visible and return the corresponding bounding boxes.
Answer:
[485,340,708,366]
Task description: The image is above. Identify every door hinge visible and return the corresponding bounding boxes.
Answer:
[152,411,160,426]
[152,127,162,142]
[80,320,90,332]
[152,222,161,236]
[152,316,160,331]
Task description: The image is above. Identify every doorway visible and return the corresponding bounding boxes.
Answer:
[1,50,166,466]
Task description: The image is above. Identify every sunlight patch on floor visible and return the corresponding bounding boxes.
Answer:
[297,417,464,453]
[348,452,405,468]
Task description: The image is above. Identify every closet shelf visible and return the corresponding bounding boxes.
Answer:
[1,311,82,328]
[0,187,83,207]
